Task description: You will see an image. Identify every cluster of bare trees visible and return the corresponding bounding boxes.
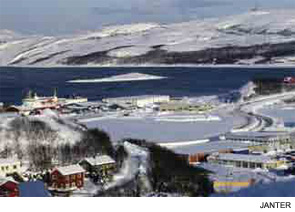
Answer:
[8,118,59,170]
[3,117,114,171]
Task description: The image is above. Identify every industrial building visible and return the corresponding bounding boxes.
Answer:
[158,101,213,112]
[170,141,250,164]
[20,90,88,113]
[103,95,170,108]
[225,131,292,144]
[207,153,284,169]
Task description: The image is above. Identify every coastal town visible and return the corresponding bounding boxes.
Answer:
[1,75,295,197]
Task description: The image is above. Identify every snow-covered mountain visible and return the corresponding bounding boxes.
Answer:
[2,10,295,66]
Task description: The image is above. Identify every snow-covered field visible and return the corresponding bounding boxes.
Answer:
[2,10,295,66]
[80,111,246,143]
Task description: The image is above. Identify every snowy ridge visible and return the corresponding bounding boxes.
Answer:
[91,23,161,38]
[3,10,295,66]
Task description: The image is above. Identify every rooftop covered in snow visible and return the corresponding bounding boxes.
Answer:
[54,165,85,176]
[209,153,276,164]
[170,141,250,155]
[81,155,116,166]
[226,131,292,142]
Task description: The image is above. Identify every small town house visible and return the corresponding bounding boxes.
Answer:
[79,155,116,176]
[50,165,85,192]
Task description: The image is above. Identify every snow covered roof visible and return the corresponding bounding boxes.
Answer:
[54,165,85,176]
[83,155,115,166]
[226,131,291,141]
[171,141,250,155]
[0,177,18,187]
[211,153,275,164]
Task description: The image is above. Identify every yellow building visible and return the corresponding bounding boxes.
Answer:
[79,155,116,177]
[214,180,255,193]
[159,101,213,112]
[0,159,22,176]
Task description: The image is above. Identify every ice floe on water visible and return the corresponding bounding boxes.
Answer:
[67,72,166,83]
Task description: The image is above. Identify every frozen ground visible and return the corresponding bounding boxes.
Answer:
[72,179,100,197]
[80,111,246,143]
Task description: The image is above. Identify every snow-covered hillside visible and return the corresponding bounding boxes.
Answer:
[0,111,83,164]
[2,10,295,66]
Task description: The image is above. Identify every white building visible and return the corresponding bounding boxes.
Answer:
[103,95,170,108]
[207,153,283,169]
[225,131,292,144]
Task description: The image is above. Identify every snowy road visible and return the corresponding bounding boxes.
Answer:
[234,90,295,131]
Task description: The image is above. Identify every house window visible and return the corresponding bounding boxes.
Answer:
[250,163,256,169]
[1,166,4,171]
[6,166,9,170]
[13,165,17,169]
[242,162,248,168]
[256,163,263,169]
[71,175,76,180]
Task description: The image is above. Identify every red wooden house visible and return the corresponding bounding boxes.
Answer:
[0,177,19,197]
[50,165,85,192]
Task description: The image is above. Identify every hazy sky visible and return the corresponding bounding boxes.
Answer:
[1,0,295,35]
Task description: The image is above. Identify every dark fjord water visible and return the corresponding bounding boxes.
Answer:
[0,66,295,104]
